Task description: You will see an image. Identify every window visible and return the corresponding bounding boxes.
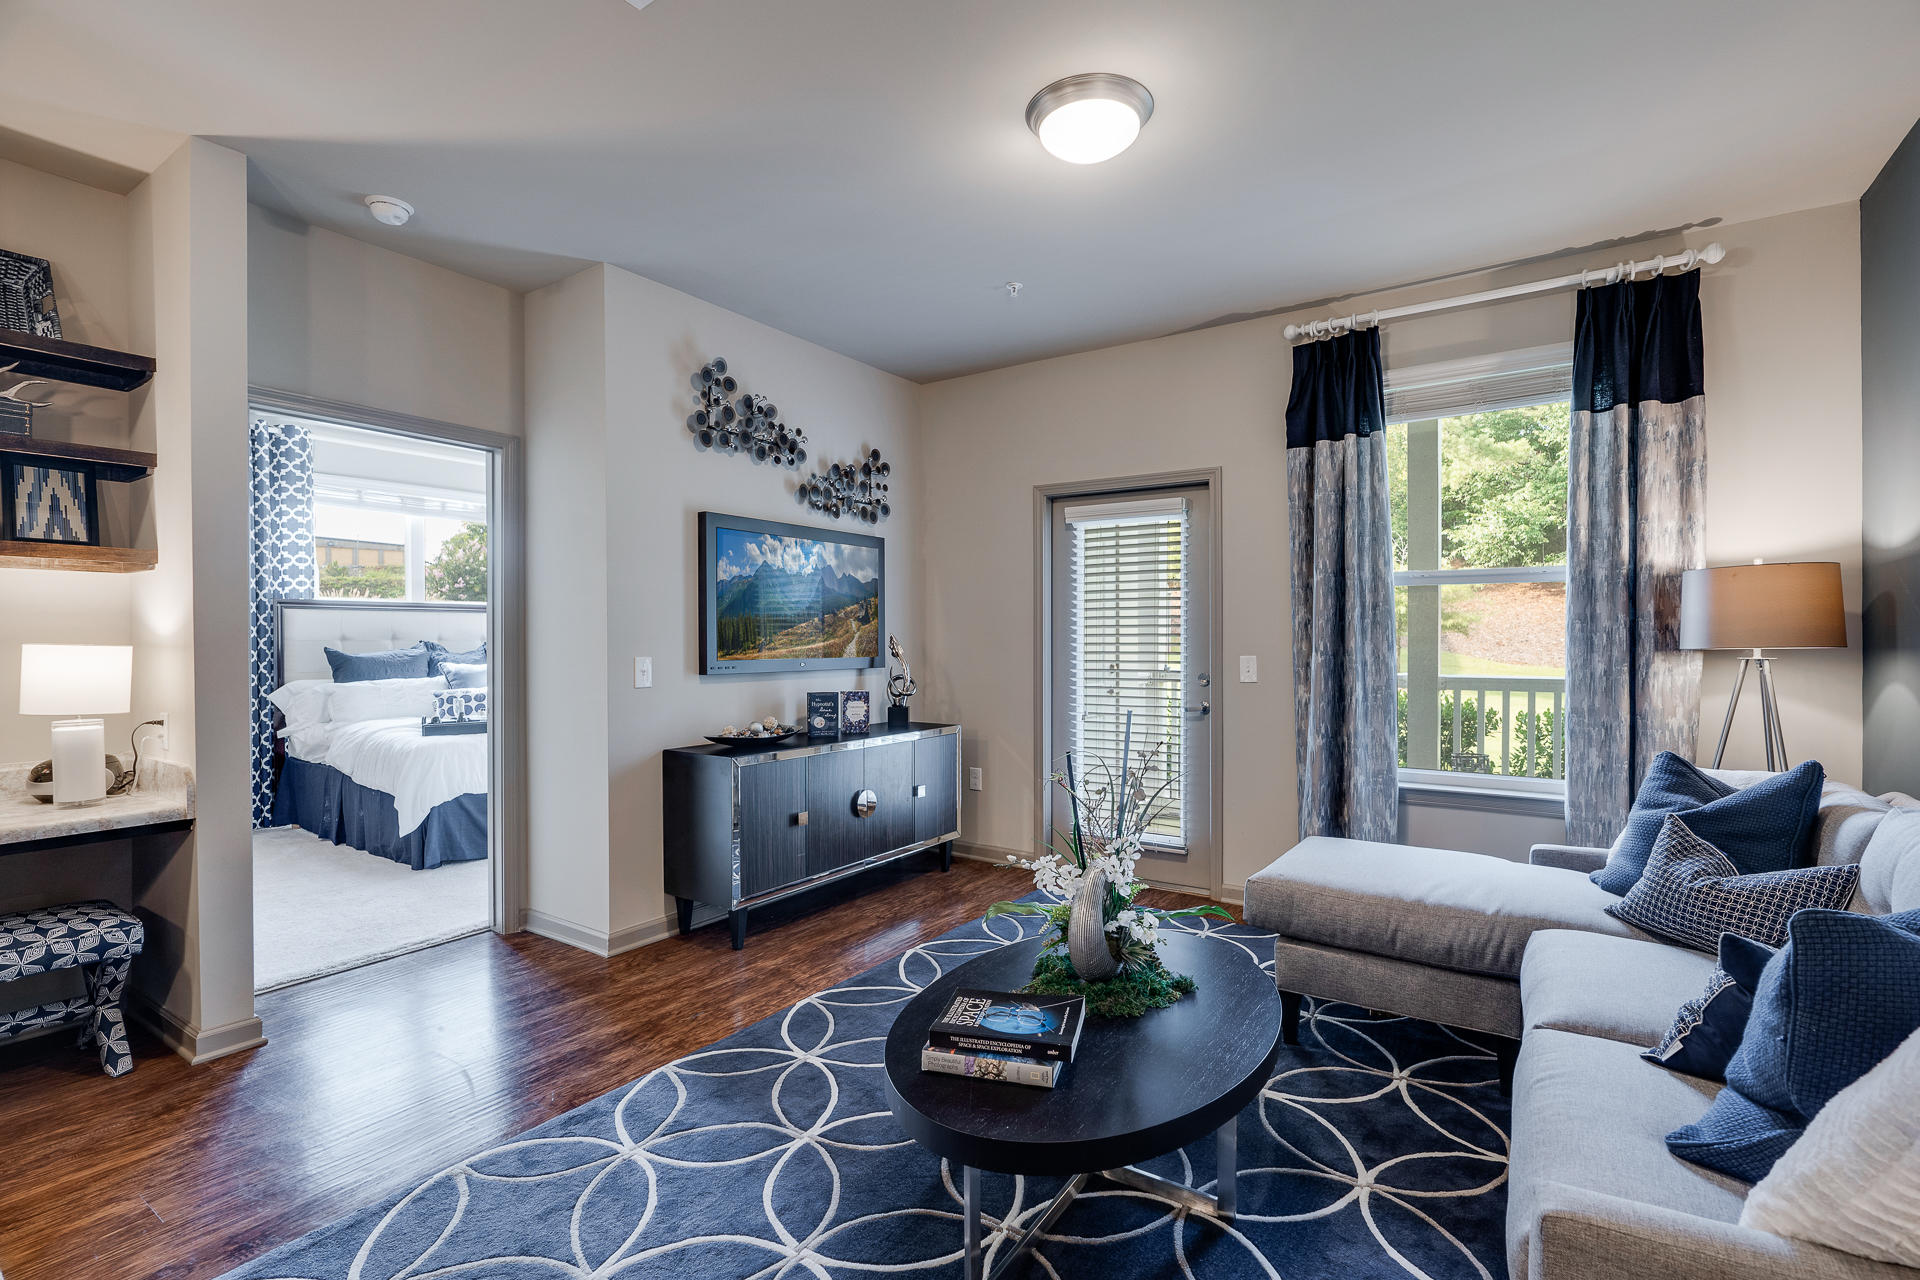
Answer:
[1386,345,1572,791]
[1064,496,1189,845]
[312,486,488,603]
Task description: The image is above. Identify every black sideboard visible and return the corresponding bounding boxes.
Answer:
[663,722,961,948]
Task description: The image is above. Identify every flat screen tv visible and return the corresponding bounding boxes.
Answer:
[698,511,885,674]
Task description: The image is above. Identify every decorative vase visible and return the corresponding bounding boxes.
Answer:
[1067,864,1121,981]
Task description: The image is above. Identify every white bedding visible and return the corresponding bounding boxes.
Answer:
[304,717,488,837]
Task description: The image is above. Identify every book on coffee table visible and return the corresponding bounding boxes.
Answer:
[920,1042,1065,1088]
[926,989,1085,1062]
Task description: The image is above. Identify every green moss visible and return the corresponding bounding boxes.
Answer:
[1023,953,1198,1019]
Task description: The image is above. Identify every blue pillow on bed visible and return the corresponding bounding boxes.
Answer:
[424,640,486,675]
[325,643,431,683]
[441,662,487,689]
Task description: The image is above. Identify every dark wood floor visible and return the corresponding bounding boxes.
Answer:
[0,854,1229,1280]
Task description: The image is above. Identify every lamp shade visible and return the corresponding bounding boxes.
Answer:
[19,644,133,716]
[1678,562,1846,651]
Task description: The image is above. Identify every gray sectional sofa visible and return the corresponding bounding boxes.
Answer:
[1243,770,1920,1280]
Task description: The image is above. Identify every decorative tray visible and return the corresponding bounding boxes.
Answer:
[422,717,488,736]
[704,726,804,748]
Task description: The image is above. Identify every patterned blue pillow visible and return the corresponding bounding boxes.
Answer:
[1592,754,1824,896]
[431,688,488,722]
[325,643,431,683]
[424,640,486,676]
[1667,908,1920,1182]
[1644,932,1776,1080]
[1606,814,1859,952]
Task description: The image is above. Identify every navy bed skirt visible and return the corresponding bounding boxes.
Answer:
[271,756,487,871]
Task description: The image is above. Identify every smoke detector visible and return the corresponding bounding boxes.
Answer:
[364,195,414,227]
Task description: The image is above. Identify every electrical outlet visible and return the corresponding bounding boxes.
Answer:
[634,657,652,689]
[968,766,983,792]
[1239,655,1258,683]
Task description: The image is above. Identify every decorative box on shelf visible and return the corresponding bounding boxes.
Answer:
[663,722,961,949]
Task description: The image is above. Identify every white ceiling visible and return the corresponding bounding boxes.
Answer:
[3,0,1917,381]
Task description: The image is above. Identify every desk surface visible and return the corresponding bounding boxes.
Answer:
[0,759,196,849]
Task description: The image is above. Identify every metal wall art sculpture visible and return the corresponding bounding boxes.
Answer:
[799,448,890,524]
[686,357,808,469]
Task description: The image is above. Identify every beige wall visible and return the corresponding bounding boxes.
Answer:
[916,203,1866,891]
[523,263,920,949]
[248,204,523,435]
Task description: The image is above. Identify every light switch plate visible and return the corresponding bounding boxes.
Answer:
[634,656,653,688]
[968,767,983,791]
[1239,655,1258,683]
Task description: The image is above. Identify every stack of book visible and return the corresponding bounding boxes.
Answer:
[920,988,1086,1089]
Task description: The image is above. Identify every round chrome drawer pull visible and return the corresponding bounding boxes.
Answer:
[853,789,878,817]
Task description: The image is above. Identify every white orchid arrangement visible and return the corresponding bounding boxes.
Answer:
[989,712,1229,975]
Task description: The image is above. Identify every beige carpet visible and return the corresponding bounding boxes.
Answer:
[253,826,490,992]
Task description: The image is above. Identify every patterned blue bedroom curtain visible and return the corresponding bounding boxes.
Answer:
[1285,328,1399,841]
[248,416,317,828]
[1564,271,1706,846]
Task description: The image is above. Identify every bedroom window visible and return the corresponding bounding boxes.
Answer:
[1387,345,1572,793]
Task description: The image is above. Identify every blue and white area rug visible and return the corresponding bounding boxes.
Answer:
[226,909,1508,1279]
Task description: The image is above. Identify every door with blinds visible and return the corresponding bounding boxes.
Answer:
[1048,486,1215,893]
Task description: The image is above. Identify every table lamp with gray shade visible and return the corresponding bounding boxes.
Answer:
[1679,561,1845,770]
[19,643,132,805]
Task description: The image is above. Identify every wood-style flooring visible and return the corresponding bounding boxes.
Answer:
[0,854,1230,1280]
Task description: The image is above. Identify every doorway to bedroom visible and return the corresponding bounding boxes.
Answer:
[248,409,499,992]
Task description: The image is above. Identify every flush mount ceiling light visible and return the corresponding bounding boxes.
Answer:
[364,194,414,226]
[1025,73,1154,165]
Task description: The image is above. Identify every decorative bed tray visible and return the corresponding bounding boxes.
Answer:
[421,717,488,736]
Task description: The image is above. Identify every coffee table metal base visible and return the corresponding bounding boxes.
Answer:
[959,1119,1237,1280]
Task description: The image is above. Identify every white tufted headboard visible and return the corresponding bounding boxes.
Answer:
[274,600,488,685]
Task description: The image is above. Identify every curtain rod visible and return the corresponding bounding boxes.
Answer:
[1283,242,1726,343]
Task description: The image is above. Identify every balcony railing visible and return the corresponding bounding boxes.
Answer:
[1396,673,1566,782]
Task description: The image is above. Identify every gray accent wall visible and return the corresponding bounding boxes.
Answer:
[1863,119,1920,797]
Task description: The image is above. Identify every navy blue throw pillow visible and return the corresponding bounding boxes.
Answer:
[1605,814,1860,952]
[1666,908,1920,1182]
[1643,932,1775,1081]
[324,643,431,683]
[424,640,486,675]
[1591,754,1824,896]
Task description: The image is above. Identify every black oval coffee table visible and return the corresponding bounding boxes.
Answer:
[884,930,1282,1280]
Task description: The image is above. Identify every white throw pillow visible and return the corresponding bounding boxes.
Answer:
[266,678,338,728]
[1740,1025,1920,1267]
[326,676,447,724]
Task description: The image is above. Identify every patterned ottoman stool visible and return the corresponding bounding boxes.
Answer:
[0,901,145,1076]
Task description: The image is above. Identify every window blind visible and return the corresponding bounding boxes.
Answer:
[1385,342,1574,422]
[1065,496,1188,844]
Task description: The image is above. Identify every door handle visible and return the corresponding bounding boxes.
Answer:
[853,789,878,817]
[1185,702,1211,717]
[913,784,927,798]
[794,810,809,826]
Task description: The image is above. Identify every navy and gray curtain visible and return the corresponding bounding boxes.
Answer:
[1285,328,1399,841]
[1565,271,1706,846]
[248,417,317,828]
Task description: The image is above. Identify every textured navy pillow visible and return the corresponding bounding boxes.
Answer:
[1644,932,1776,1081]
[424,640,486,675]
[1606,814,1860,952]
[441,662,488,689]
[1592,754,1824,896]
[325,643,431,683]
[1667,908,1920,1181]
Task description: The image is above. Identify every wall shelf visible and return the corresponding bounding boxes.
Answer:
[0,435,156,483]
[0,541,157,573]
[0,330,156,392]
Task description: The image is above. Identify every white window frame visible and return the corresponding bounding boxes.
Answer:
[1388,345,1574,798]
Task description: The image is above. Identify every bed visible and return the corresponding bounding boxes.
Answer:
[267,600,489,870]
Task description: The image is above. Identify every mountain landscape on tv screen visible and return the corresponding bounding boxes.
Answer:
[715,530,880,661]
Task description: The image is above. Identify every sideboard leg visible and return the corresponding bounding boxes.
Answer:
[675,897,694,937]
[941,841,953,872]
[729,907,748,951]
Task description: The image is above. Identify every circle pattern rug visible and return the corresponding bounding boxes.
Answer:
[224,906,1509,1279]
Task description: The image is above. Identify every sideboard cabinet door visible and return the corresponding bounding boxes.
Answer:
[914,732,960,843]
[863,739,916,854]
[805,748,867,877]
[738,756,808,898]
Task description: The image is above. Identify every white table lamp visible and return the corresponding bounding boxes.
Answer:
[20,644,132,805]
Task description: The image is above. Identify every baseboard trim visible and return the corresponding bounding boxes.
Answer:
[523,908,677,959]
[129,994,267,1064]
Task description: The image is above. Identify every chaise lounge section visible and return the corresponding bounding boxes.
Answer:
[1243,771,1920,1280]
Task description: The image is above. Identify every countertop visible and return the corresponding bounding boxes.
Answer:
[0,759,196,847]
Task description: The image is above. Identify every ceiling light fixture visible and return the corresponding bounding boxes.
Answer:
[364,195,414,227]
[1025,73,1153,165]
